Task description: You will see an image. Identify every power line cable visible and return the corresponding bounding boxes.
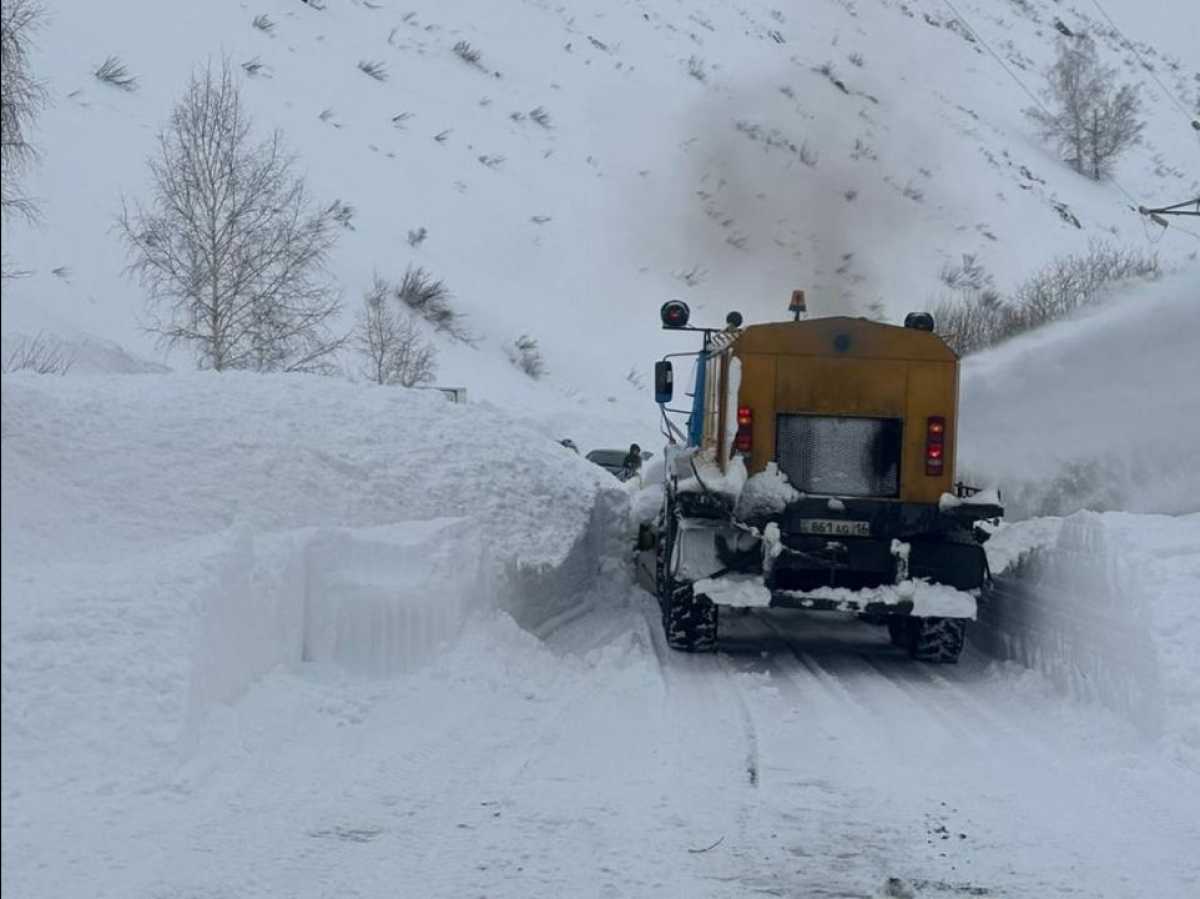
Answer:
[938,0,1054,120]
[1087,0,1197,129]
[938,0,1185,229]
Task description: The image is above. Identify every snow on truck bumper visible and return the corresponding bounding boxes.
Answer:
[672,506,983,620]
[693,573,978,619]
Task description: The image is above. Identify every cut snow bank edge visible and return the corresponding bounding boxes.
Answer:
[976,512,1200,771]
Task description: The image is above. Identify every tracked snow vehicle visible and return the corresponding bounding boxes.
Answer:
[647,295,1001,662]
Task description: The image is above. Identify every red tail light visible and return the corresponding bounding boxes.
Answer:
[734,406,753,452]
[925,416,946,476]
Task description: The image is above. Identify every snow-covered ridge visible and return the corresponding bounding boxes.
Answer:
[2,0,1195,409]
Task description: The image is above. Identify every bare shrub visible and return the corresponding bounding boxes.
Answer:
[815,61,849,93]
[931,290,1014,356]
[2,0,46,224]
[327,198,355,230]
[358,59,388,81]
[1010,240,1158,329]
[938,253,994,292]
[453,40,482,66]
[94,55,138,92]
[508,334,545,379]
[2,332,74,374]
[528,105,551,128]
[355,275,437,387]
[686,55,708,82]
[1026,36,1144,180]
[252,14,275,34]
[241,57,268,78]
[407,226,428,247]
[933,241,1159,355]
[848,51,865,67]
[119,60,345,373]
[394,265,472,341]
[625,366,646,391]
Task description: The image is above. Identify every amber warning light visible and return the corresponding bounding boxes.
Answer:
[789,289,807,321]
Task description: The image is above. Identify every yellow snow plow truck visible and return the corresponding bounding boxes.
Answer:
[646,295,1002,662]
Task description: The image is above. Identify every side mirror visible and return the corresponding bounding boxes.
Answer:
[654,360,674,404]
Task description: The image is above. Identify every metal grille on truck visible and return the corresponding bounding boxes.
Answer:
[776,414,902,498]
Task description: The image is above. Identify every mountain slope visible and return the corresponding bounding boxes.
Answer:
[2,0,1196,406]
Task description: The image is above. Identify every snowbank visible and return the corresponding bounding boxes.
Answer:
[2,371,627,759]
[974,512,1200,770]
[1,371,616,568]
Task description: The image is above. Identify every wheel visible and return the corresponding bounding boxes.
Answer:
[906,617,966,664]
[655,499,717,653]
[663,582,718,653]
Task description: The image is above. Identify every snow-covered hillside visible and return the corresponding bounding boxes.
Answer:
[2,0,1196,407]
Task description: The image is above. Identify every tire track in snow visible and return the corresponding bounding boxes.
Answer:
[716,653,760,788]
[756,613,881,733]
[857,654,977,744]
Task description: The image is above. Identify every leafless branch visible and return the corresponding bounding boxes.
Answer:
[118,59,344,373]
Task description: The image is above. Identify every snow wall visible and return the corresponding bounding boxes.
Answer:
[975,512,1200,770]
[1,373,632,729]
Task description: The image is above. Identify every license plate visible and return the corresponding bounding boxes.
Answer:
[796,518,870,537]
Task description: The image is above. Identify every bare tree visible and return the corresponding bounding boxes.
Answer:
[119,60,345,372]
[355,275,437,387]
[1026,36,1144,180]
[1,0,47,225]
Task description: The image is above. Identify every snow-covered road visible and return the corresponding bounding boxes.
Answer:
[11,588,1197,899]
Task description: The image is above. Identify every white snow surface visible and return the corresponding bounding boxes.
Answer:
[4,371,1200,898]
[1,371,618,568]
[694,573,773,608]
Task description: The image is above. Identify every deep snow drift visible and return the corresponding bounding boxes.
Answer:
[5,367,1200,898]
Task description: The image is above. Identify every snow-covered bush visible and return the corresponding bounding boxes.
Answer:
[452,40,482,67]
[94,55,138,91]
[393,265,473,343]
[508,334,546,379]
[357,59,387,81]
